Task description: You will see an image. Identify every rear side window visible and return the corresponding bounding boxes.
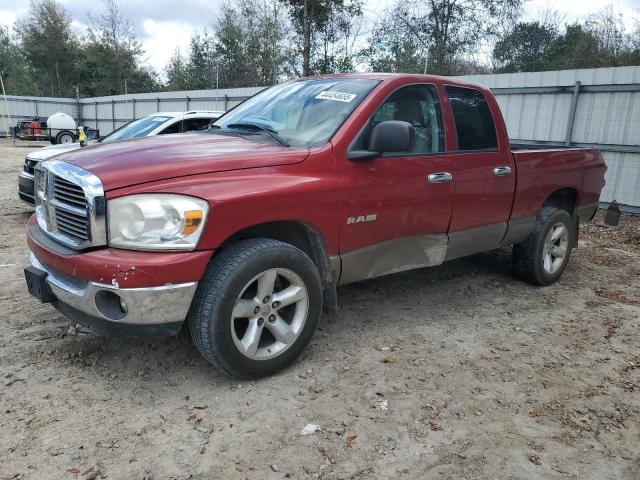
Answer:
[445,86,497,151]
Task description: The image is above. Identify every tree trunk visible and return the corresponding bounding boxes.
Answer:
[303,0,311,76]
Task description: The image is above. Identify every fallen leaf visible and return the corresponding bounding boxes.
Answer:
[345,432,358,448]
[529,454,541,465]
[383,356,396,364]
[67,468,80,477]
[128,457,137,464]
[529,410,541,417]
[81,467,94,476]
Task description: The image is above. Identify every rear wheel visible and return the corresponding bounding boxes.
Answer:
[56,131,75,144]
[513,206,575,286]
[188,239,323,378]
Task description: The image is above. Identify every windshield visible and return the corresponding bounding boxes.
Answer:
[101,116,172,143]
[212,78,380,148]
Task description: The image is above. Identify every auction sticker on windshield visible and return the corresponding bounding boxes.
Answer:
[315,91,357,102]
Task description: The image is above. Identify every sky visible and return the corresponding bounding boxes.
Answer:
[0,0,639,75]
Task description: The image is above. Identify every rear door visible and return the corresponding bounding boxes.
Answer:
[337,83,454,284]
[443,85,515,260]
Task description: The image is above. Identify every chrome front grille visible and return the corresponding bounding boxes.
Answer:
[34,160,106,250]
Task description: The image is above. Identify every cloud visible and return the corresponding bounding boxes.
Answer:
[141,19,195,75]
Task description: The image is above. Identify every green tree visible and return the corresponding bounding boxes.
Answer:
[165,48,190,91]
[15,0,80,97]
[493,21,559,72]
[185,31,218,89]
[166,0,292,90]
[0,26,40,95]
[282,0,363,76]
[215,0,292,86]
[548,24,602,69]
[359,3,426,73]
[83,0,158,95]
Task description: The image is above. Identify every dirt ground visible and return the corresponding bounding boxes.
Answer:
[0,140,638,480]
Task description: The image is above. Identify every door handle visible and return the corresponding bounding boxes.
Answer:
[493,166,512,176]
[427,172,453,184]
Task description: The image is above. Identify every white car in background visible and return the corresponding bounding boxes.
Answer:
[18,110,224,205]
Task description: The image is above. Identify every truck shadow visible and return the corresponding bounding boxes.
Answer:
[37,246,522,385]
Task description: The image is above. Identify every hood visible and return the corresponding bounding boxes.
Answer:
[27,142,82,161]
[54,133,310,191]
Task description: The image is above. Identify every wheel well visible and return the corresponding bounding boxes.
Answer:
[543,188,578,217]
[219,221,334,291]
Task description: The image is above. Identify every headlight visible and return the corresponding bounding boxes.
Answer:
[108,194,208,250]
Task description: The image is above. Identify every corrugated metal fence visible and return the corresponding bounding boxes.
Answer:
[1,66,639,208]
[0,86,266,137]
[78,87,265,135]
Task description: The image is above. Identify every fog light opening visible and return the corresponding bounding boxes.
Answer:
[95,290,128,321]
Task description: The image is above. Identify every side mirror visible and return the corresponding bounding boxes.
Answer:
[348,120,415,161]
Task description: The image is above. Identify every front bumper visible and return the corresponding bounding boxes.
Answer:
[18,171,35,206]
[28,251,198,335]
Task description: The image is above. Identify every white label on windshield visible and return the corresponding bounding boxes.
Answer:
[315,91,357,103]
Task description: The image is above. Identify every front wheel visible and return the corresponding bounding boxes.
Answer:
[513,206,575,286]
[188,239,323,378]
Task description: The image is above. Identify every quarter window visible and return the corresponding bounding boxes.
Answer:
[445,86,497,151]
[371,84,444,155]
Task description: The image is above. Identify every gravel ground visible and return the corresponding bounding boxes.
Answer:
[0,140,639,480]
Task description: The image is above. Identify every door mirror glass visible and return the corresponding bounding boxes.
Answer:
[368,120,415,153]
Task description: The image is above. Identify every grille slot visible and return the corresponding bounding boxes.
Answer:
[54,176,87,209]
[55,207,89,240]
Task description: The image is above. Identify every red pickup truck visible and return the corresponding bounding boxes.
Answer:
[24,73,606,378]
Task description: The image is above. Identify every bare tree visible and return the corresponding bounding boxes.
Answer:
[363,0,523,75]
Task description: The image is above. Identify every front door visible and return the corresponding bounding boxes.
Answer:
[336,84,454,284]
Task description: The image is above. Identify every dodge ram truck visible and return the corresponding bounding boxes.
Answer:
[24,73,606,378]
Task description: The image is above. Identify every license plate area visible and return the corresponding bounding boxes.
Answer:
[24,266,55,303]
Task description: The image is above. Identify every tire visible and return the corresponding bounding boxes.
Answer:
[513,206,575,286]
[56,131,75,145]
[188,239,323,378]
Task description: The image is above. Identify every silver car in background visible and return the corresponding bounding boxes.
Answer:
[18,110,223,205]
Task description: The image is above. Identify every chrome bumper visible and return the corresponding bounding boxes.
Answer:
[30,251,197,325]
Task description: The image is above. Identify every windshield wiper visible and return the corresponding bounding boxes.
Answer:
[225,123,290,147]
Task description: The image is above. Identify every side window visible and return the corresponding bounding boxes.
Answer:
[445,86,497,151]
[182,118,213,132]
[371,84,444,154]
[159,121,181,135]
